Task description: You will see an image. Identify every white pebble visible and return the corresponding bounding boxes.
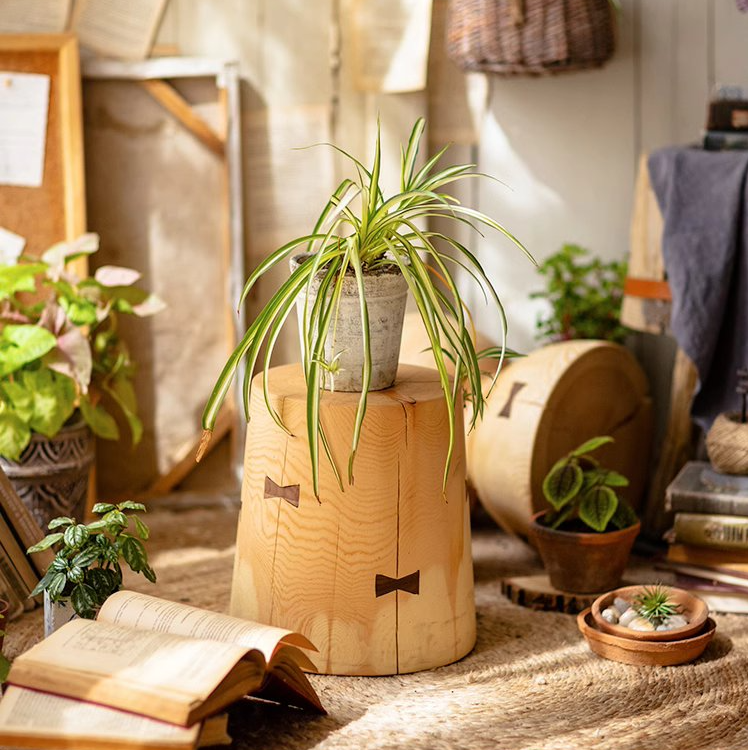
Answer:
[618,609,639,627]
[663,614,689,629]
[613,597,631,615]
[601,607,619,624]
[627,616,656,631]
[535,676,547,685]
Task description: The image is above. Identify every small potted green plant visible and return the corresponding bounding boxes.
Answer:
[0,234,163,526]
[199,118,533,495]
[529,436,640,593]
[530,243,628,343]
[27,501,156,636]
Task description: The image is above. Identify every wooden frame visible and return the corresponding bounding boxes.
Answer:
[81,56,245,497]
[0,34,86,264]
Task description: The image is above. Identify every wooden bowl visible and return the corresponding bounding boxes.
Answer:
[590,585,708,642]
[578,609,716,666]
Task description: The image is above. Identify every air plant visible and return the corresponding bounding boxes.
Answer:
[633,584,682,628]
[199,118,533,496]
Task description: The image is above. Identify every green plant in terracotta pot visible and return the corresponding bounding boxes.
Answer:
[199,118,533,495]
[529,436,640,593]
[0,234,163,526]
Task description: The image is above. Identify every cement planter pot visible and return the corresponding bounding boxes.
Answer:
[0,418,95,530]
[290,254,408,393]
[529,511,640,594]
[43,591,77,638]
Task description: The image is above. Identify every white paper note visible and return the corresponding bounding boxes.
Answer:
[0,227,26,265]
[0,0,72,33]
[348,0,433,93]
[0,73,50,188]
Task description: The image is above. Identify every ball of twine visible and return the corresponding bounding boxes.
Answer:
[706,412,748,475]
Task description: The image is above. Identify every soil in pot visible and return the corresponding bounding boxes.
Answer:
[290,254,409,393]
[529,511,640,594]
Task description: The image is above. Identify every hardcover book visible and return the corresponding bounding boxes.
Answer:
[665,461,748,516]
[673,512,748,550]
[6,591,324,730]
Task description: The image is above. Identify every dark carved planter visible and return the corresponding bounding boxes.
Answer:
[529,511,640,594]
[0,418,94,530]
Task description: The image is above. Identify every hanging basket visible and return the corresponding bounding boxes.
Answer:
[446,0,616,76]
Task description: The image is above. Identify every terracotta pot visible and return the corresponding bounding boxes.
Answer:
[529,511,640,594]
[578,608,716,666]
[591,585,708,642]
[290,254,408,393]
[0,417,94,530]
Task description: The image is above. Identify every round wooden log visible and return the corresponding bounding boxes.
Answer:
[467,340,653,535]
[230,364,475,675]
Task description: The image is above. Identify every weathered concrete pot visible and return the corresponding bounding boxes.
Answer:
[0,417,94,530]
[43,591,77,638]
[529,511,640,594]
[290,254,408,392]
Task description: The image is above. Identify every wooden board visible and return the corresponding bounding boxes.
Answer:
[501,575,602,615]
[0,35,86,261]
[231,364,475,675]
[80,57,245,498]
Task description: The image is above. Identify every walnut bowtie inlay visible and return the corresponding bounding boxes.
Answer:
[264,476,300,507]
[375,571,420,597]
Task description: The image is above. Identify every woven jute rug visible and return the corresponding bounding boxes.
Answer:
[7,497,748,750]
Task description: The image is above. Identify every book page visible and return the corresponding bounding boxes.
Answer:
[0,686,199,749]
[10,618,253,702]
[347,0,433,93]
[0,0,71,33]
[99,591,317,669]
[71,0,169,60]
[0,72,50,188]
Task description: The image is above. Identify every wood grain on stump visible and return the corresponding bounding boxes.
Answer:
[230,364,475,675]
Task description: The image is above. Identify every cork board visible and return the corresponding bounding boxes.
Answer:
[0,34,85,258]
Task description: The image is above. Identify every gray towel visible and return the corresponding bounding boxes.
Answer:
[648,147,748,431]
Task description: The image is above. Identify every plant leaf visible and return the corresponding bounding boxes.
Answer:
[542,460,584,510]
[48,517,75,530]
[94,265,141,287]
[63,524,90,550]
[47,571,68,600]
[579,485,619,532]
[91,503,116,515]
[72,546,100,568]
[71,583,98,617]
[570,436,614,457]
[79,398,120,440]
[0,411,30,461]
[26,532,63,554]
[118,501,146,512]
[611,499,638,530]
[134,516,150,540]
[121,536,148,572]
[603,470,629,487]
[23,369,76,438]
[0,325,56,376]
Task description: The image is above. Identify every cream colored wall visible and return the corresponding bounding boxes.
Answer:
[158,0,748,356]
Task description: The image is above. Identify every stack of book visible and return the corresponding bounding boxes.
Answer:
[661,461,748,613]
[703,86,748,151]
[0,470,52,617]
[0,590,324,749]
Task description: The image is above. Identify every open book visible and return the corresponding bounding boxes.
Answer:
[6,591,323,729]
[0,687,231,750]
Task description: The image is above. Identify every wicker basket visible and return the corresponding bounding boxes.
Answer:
[446,0,616,76]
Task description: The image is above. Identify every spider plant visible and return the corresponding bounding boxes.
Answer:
[199,118,533,496]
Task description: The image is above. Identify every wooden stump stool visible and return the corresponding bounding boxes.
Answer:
[230,364,475,675]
